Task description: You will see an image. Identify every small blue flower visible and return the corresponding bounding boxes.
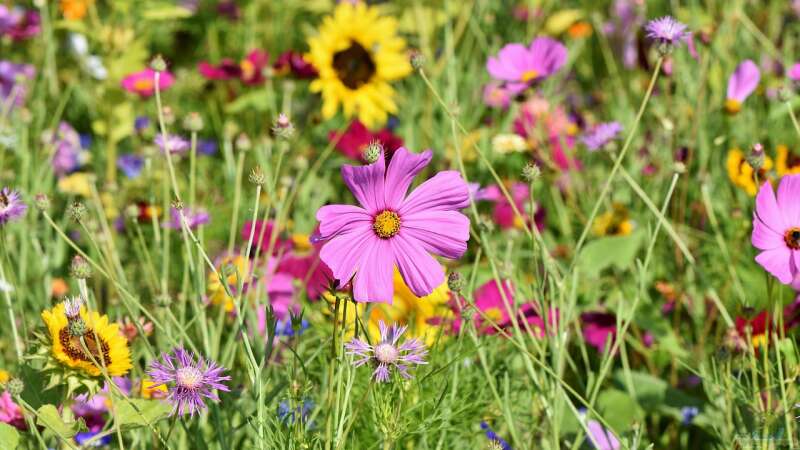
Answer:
[480,422,512,450]
[680,406,699,425]
[75,431,111,447]
[277,400,314,425]
[117,154,144,179]
[197,139,218,156]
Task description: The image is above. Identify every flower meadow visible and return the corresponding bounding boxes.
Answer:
[5,1,800,449]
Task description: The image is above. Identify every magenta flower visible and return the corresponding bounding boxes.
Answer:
[581,122,623,151]
[461,279,556,336]
[164,207,210,230]
[644,16,689,47]
[0,391,25,430]
[147,348,231,417]
[752,175,800,285]
[486,37,567,93]
[476,183,545,231]
[344,321,427,382]
[581,311,617,353]
[725,60,760,114]
[314,147,470,303]
[789,63,800,82]
[482,82,512,109]
[121,68,174,97]
[0,187,27,225]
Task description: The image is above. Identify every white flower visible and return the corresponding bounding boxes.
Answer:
[491,133,528,154]
[0,279,13,293]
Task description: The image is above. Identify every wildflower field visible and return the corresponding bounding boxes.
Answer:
[4,0,800,448]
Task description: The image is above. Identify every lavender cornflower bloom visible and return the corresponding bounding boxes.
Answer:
[680,406,699,425]
[63,296,83,319]
[163,207,210,230]
[117,154,144,179]
[276,400,314,425]
[197,139,218,156]
[0,187,27,225]
[154,133,190,155]
[344,321,427,383]
[147,348,231,416]
[644,16,689,49]
[581,122,623,151]
[480,422,512,450]
[0,60,35,107]
[49,122,86,177]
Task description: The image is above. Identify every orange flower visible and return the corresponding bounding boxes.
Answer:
[51,278,69,298]
[60,0,92,21]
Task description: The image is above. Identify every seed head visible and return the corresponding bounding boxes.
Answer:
[410,51,426,70]
[150,55,167,73]
[183,112,204,132]
[6,378,23,396]
[249,166,266,186]
[363,140,383,164]
[447,272,464,293]
[747,143,765,171]
[522,162,541,182]
[67,202,87,222]
[34,193,50,211]
[70,255,92,279]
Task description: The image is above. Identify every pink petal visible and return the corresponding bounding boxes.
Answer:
[726,60,760,102]
[402,210,469,259]
[487,44,529,81]
[756,247,794,284]
[755,180,786,233]
[319,227,374,286]
[383,147,432,209]
[752,214,784,251]
[391,233,445,297]
[316,204,372,240]
[341,156,386,214]
[352,239,394,303]
[399,171,470,216]
[528,37,567,77]
[778,174,800,227]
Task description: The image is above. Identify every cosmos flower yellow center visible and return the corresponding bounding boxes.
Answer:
[58,327,111,366]
[332,41,376,89]
[724,98,741,115]
[176,366,203,389]
[521,69,539,82]
[373,210,401,238]
[785,227,800,249]
[374,343,399,363]
[240,59,255,80]
[485,307,504,324]
[134,78,154,92]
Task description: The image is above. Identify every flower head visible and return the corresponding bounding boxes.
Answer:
[752,174,800,285]
[273,50,318,79]
[164,207,209,230]
[314,147,470,303]
[0,188,27,225]
[121,68,174,97]
[486,37,567,93]
[581,311,617,353]
[483,82,512,109]
[0,5,39,40]
[480,422,512,450]
[154,133,190,155]
[475,183,545,231]
[117,154,144,179]
[0,391,24,430]
[344,321,427,382]
[581,122,622,151]
[0,60,35,107]
[644,16,689,47]
[147,348,231,416]
[725,60,760,114]
[328,120,404,162]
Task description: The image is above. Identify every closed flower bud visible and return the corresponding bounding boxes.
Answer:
[67,202,87,222]
[522,162,541,182]
[183,112,204,132]
[161,106,176,126]
[150,55,167,72]
[6,378,23,396]
[410,51,426,70]
[272,113,295,140]
[747,143,765,171]
[34,193,50,211]
[70,255,92,279]
[155,294,172,307]
[68,317,87,337]
[447,272,464,293]
[778,85,794,103]
[171,199,184,210]
[363,140,383,164]
[235,133,252,152]
[249,166,266,186]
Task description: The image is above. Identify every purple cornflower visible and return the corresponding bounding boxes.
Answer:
[644,16,689,48]
[680,406,699,425]
[117,154,144,179]
[0,187,27,225]
[480,422,512,450]
[0,60,35,107]
[581,122,623,151]
[134,116,151,134]
[276,400,314,425]
[154,133,190,155]
[49,122,86,177]
[147,348,231,417]
[163,207,210,230]
[197,139,218,156]
[344,321,427,383]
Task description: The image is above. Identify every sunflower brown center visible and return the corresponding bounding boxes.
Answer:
[58,327,112,366]
[332,41,376,90]
[785,227,800,249]
[373,210,400,239]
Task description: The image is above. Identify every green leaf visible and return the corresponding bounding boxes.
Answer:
[578,230,644,276]
[115,399,172,431]
[596,389,643,434]
[19,364,64,410]
[141,5,193,21]
[0,423,20,449]
[225,91,272,114]
[36,405,79,441]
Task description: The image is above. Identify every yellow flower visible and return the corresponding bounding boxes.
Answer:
[41,303,132,377]
[207,255,251,313]
[306,2,412,128]
[491,133,528,155]
[60,0,92,21]
[326,269,451,347]
[726,148,773,196]
[775,144,800,176]
[58,173,94,197]
[0,369,9,385]
[592,203,634,237]
[140,379,168,399]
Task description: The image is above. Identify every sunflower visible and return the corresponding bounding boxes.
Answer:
[592,203,634,237]
[775,144,800,176]
[306,2,412,128]
[726,148,773,196]
[41,303,132,377]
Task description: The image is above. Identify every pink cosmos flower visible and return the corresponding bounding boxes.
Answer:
[513,96,581,172]
[121,68,175,97]
[752,174,800,285]
[0,391,25,430]
[475,183,545,231]
[314,147,470,303]
[725,60,760,114]
[789,63,800,82]
[482,82,512,109]
[455,279,556,336]
[581,311,617,353]
[486,37,567,93]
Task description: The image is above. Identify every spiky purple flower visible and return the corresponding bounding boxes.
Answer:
[344,321,427,383]
[644,16,689,47]
[163,207,210,230]
[0,187,27,225]
[581,122,623,151]
[154,133,190,155]
[147,348,231,417]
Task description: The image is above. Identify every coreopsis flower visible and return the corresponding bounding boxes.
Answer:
[40,302,132,376]
[0,188,27,225]
[727,148,773,196]
[328,120,404,162]
[486,37,567,94]
[752,174,800,285]
[306,1,412,128]
[121,68,175,97]
[581,122,622,151]
[147,348,231,416]
[592,203,634,236]
[725,60,760,114]
[207,255,252,313]
[644,16,689,48]
[776,145,800,176]
[314,147,470,302]
[344,321,427,382]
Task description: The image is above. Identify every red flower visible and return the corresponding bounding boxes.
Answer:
[328,120,403,162]
[273,51,318,79]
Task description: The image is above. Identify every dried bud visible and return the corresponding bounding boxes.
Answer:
[235,133,252,152]
[70,255,92,279]
[34,193,50,211]
[410,51,426,70]
[363,140,383,164]
[272,113,295,140]
[522,162,541,182]
[447,272,464,293]
[150,55,167,73]
[161,106,176,126]
[6,378,23,396]
[183,112,204,132]
[778,85,794,103]
[747,143,765,171]
[67,202,87,222]
[249,166,266,186]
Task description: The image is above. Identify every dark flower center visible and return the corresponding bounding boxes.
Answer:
[786,227,800,250]
[787,152,800,168]
[58,327,112,366]
[373,210,400,239]
[332,41,376,90]
[0,191,7,208]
